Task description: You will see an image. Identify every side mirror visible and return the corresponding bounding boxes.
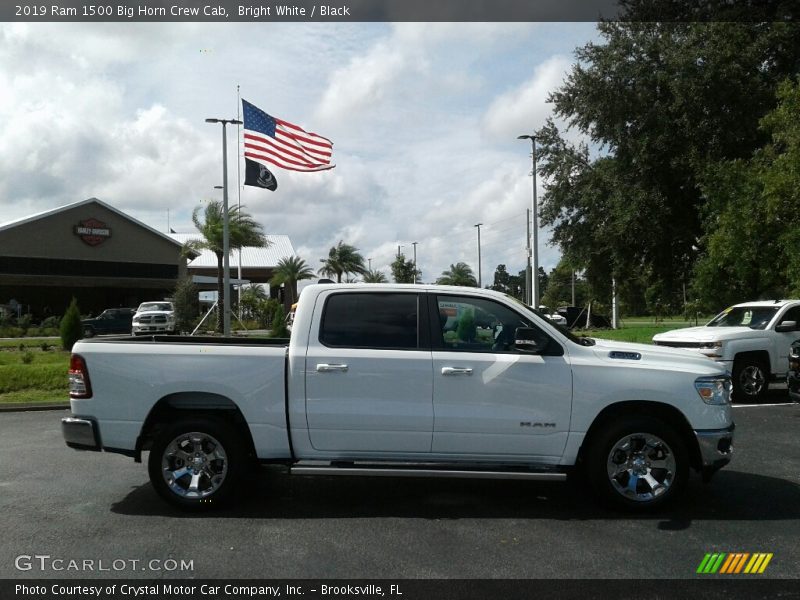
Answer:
[514,327,545,353]
[776,320,797,333]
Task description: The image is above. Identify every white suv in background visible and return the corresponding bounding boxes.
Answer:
[653,300,800,402]
[131,301,176,335]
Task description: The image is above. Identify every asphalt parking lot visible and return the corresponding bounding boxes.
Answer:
[0,402,798,581]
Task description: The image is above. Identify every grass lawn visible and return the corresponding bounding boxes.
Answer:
[575,317,703,345]
[0,338,69,405]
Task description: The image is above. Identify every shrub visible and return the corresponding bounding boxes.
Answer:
[41,316,61,329]
[60,297,82,351]
[40,341,51,352]
[456,309,476,342]
[21,351,34,364]
[270,305,289,338]
[173,276,199,333]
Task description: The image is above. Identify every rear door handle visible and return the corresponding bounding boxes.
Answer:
[441,367,473,376]
[316,363,349,373]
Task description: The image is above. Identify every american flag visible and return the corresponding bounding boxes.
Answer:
[242,99,334,172]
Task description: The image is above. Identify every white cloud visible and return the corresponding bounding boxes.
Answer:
[0,21,597,288]
[482,55,572,140]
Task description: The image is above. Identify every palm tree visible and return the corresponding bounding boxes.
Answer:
[362,270,388,283]
[187,200,269,333]
[319,241,367,283]
[270,256,315,312]
[436,262,478,287]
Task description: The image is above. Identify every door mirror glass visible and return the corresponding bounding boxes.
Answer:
[514,327,545,353]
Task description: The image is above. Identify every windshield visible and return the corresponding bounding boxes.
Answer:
[506,294,595,346]
[138,302,173,312]
[707,306,779,330]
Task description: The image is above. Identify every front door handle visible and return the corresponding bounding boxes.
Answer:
[316,363,349,373]
[441,367,473,376]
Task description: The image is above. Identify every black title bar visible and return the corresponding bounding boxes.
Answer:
[3,0,799,22]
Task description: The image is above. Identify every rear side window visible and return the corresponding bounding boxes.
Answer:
[320,293,419,349]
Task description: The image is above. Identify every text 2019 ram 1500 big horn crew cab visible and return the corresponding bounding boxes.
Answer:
[62,284,734,511]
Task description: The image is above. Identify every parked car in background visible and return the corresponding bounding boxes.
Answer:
[653,300,800,402]
[789,340,800,402]
[81,308,136,338]
[131,301,176,335]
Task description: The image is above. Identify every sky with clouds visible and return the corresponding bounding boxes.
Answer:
[0,21,598,284]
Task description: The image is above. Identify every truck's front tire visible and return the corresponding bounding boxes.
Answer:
[732,357,768,403]
[148,417,244,511]
[585,416,688,511]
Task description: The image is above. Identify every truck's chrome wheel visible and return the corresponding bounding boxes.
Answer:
[606,433,676,502]
[161,432,228,499]
[738,365,765,397]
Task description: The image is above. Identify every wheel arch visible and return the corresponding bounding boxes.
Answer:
[579,400,702,472]
[733,350,771,371]
[135,392,257,463]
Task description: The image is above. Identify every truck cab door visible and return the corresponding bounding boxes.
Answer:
[304,291,433,455]
[429,294,572,461]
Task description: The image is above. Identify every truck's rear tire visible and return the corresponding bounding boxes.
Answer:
[585,416,688,511]
[732,357,769,403]
[147,417,245,511]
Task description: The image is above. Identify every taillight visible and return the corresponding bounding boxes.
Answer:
[69,354,92,399]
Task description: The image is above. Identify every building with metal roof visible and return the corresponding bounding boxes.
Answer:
[169,233,296,286]
[0,198,295,320]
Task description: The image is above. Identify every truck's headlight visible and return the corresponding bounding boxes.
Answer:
[695,375,731,405]
[699,341,722,349]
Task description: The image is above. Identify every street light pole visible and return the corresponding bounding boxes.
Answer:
[518,134,539,308]
[474,223,483,288]
[412,242,418,284]
[206,117,243,337]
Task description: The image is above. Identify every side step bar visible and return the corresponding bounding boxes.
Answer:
[290,463,567,481]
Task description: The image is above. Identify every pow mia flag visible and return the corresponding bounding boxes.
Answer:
[244,158,278,191]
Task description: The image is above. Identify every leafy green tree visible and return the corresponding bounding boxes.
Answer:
[436,262,478,287]
[270,256,315,312]
[693,77,800,307]
[319,241,367,283]
[391,255,421,283]
[541,261,589,309]
[490,264,512,294]
[172,276,199,333]
[539,20,800,312]
[186,201,269,333]
[362,270,388,283]
[60,297,82,351]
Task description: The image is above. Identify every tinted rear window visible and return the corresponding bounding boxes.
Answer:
[320,293,419,349]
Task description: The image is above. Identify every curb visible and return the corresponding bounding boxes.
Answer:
[0,403,70,413]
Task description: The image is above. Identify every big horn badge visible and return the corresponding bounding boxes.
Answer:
[74,218,112,246]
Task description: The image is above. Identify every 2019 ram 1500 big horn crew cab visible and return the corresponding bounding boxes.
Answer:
[62,284,734,511]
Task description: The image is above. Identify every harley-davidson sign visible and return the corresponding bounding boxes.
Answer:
[74,218,112,246]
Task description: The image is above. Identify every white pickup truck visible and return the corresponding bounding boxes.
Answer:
[63,284,734,512]
[653,300,800,402]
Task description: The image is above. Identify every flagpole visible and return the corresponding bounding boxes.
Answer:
[236,84,244,313]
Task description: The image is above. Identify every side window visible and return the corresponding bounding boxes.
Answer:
[320,293,419,350]
[434,295,552,353]
[780,306,800,326]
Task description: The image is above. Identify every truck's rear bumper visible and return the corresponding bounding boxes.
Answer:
[62,416,100,451]
[694,424,734,481]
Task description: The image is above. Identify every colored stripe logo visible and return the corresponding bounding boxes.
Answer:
[697,553,773,574]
